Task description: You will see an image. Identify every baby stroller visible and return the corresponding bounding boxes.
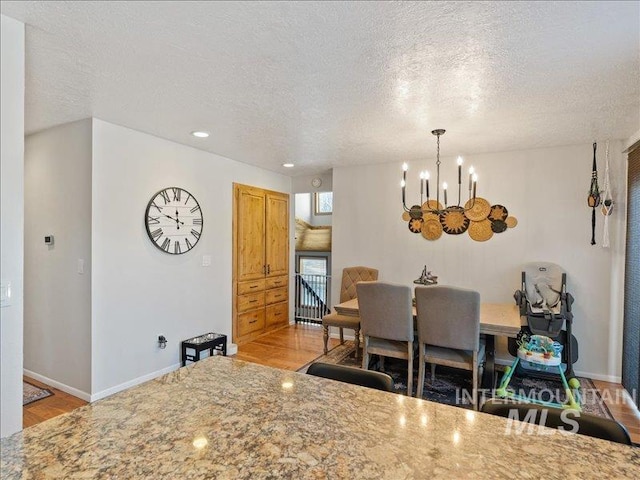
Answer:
[496,263,581,410]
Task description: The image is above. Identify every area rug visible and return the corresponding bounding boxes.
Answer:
[299,342,614,420]
[23,381,53,406]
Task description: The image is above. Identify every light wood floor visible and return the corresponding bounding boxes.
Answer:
[22,324,640,445]
[235,323,340,370]
[23,376,88,428]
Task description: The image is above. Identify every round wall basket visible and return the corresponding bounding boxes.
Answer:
[464,197,491,221]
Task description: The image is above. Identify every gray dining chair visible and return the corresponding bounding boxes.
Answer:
[415,285,484,408]
[357,281,414,396]
[322,266,379,360]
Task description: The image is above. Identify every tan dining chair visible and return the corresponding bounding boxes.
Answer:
[415,285,484,408]
[322,266,378,360]
[357,281,414,396]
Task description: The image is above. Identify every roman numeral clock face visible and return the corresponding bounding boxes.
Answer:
[145,187,203,254]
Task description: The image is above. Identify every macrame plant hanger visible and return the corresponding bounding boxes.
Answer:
[601,140,614,248]
[587,142,601,245]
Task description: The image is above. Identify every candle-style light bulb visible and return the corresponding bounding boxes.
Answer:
[402,163,408,192]
[468,166,475,175]
[400,180,406,188]
[457,157,463,166]
[425,171,430,199]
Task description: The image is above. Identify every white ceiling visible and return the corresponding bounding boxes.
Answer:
[2,1,639,176]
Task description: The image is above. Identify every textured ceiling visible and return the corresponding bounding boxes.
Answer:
[2,1,639,176]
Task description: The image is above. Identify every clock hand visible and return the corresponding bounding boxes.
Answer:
[163,214,184,225]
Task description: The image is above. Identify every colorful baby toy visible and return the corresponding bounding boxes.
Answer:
[495,333,581,411]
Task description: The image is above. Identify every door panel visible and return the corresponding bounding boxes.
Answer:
[266,193,289,277]
[237,189,265,281]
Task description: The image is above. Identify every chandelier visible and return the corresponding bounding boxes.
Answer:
[401,129,477,216]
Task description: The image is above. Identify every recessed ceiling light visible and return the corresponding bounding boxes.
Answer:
[191,131,210,138]
[282,163,294,168]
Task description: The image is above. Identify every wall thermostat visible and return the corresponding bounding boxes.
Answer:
[44,235,54,245]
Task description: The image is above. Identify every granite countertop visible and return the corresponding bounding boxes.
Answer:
[2,356,639,479]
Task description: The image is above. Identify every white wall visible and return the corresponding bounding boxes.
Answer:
[295,193,312,223]
[91,120,291,397]
[332,142,626,381]
[291,171,333,194]
[24,119,92,398]
[0,14,25,438]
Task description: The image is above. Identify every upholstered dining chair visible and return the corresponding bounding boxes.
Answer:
[415,285,484,408]
[307,362,394,392]
[322,266,379,360]
[357,281,414,396]
[481,399,632,445]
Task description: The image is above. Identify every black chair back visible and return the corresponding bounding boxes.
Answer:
[307,362,394,392]
[481,399,632,445]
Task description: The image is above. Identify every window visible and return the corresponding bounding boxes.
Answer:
[299,256,328,275]
[314,191,333,215]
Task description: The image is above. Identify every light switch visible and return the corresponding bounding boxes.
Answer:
[0,282,11,308]
[77,259,85,274]
[202,255,212,267]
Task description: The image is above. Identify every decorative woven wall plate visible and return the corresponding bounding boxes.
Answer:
[421,217,443,240]
[409,205,423,219]
[408,218,423,233]
[464,197,491,221]
[402,198,517,242]
[422,199,443,211]
[440,206,470,234]
[489,204,508,222]
[491,219,508,233]
[468,219,494,242]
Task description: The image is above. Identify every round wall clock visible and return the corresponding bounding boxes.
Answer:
[145,187,203,254]
[311,177,322,188]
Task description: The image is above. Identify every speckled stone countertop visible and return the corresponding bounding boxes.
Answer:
[2,357,639,479]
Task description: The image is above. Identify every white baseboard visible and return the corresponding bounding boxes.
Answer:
[574,370,622,384]
[90,363,181,402]
[23,369,91,402]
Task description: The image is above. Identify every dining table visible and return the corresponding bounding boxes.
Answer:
[333,298,524,391]
[1,356,638,479]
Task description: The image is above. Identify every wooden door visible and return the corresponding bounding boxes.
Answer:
[265,193,289,278]
[236,186,266,282]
